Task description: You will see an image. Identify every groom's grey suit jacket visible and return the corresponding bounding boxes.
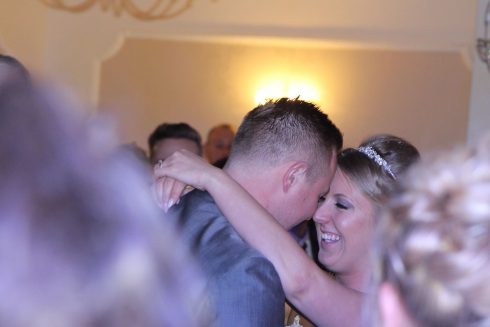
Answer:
[168,190,285,327]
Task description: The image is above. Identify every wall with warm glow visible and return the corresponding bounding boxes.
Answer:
[0,1,48,73]
[254,80,320,106]
[98,38,470,153]
[0,0,479,149]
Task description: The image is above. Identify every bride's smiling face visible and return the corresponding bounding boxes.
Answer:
[314,169,375,276]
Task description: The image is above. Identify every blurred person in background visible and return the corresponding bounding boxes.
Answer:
[148,122,202,165]
[374,137,490,327]
[204,123,235,167]
[0,54,30,85]
[0,76,210,327]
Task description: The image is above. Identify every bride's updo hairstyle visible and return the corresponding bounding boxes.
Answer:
[377,138,490,326]
[337,134,420,206]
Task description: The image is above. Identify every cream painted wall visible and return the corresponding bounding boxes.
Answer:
[0,0,47,72]
[0,0,476,152]
[0,0,475,106]
[98,38,470,153]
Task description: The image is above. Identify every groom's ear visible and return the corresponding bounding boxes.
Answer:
[282,161,308,193]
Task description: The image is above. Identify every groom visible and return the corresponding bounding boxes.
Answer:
[165,98,342,326]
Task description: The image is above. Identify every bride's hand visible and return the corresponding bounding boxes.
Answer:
[152,149,221,211]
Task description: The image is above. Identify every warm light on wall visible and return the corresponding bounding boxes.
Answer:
[254,80,320,105]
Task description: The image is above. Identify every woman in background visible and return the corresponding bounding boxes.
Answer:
[155,134,419,326]
[375,137,490,327]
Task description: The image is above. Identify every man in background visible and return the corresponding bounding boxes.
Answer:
[204,123,235,167]
[148,122,202,164]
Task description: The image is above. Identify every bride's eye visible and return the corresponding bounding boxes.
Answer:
[335,201,349,210]
[317,195,326,205]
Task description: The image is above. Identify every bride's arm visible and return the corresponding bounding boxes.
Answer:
[154,150,364,327]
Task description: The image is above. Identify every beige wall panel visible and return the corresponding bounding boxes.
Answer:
[0,0,47,72]
[99,38,470,153]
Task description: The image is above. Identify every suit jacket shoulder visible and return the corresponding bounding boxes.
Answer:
[167,190,285,327]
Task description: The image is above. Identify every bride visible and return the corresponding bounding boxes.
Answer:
[154,134,419,326]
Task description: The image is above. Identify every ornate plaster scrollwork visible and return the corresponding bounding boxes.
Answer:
[39,0,212,21]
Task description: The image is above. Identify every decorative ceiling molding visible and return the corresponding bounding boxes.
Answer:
[39,0,213,21]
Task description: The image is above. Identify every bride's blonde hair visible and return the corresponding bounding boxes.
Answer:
[374,137,490,326]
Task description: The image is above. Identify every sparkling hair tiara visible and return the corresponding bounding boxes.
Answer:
[357,146,396,179]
